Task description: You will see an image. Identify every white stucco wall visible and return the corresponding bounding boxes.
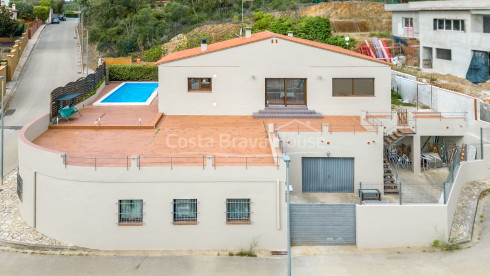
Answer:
[356,204,448,248]
[18,115,287,250]
[158,38,391,116]
[279,130,384,193]
[391,11,420,38]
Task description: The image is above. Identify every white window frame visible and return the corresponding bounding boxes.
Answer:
[435,19,465,32]
[403,17,413,28]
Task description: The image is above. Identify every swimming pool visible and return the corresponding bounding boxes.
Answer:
[93,82,158,106]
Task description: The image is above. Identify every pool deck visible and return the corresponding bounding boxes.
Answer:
[50,82,163,129]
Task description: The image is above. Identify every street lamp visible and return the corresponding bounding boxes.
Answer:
[282,154,291,276]
[1,75,4,184]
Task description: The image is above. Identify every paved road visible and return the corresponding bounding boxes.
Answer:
[2,19,80,177]
[0,197,488,275]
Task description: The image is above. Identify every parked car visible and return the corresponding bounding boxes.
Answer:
[58,15,66,21]
[52,18,60,24]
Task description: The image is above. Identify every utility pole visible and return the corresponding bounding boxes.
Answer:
[85,28,89,76]
[1,76,4,184]
[282,155,292,276]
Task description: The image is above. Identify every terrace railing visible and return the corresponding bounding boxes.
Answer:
[62,154,280,170]
[273,123,379,134]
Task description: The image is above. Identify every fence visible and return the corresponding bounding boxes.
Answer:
[25,19,42,39]
[63,154,280,169]
[274,123,378,133]
[359,182,444,205]
[391,71,478,122]
[50,63,106,121]
[102,57,132,66]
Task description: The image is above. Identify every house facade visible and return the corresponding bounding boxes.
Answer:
[386,1,490,79]
[18,30,485,250]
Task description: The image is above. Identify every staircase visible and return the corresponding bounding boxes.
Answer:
[253,106,323,119]
[383,158,398,194]
[383,128,416,148]
[382,128,416,194]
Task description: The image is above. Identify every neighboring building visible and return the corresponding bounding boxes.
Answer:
[386,0,490,80]
[17,29,483,250]
[1,0,18,19]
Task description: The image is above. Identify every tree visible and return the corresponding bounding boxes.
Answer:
[0,6,21,40]
[8,1,34,18]
[33,6,50,21]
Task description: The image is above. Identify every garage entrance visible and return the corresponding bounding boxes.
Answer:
[302,157,354,193]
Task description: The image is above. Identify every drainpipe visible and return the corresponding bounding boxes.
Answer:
[282,155,291,276]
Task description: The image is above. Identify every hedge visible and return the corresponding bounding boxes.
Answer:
[65,13,79,18]
[108,65,158,81]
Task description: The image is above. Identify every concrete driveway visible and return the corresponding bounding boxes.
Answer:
[0,197,488,275]
[2,18,80,177]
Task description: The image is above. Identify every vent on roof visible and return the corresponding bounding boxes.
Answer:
[245,27,251,38]
[288,31,293,37]
[201,38,207,52]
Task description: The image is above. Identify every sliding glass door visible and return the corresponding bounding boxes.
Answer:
[266,78,306,106]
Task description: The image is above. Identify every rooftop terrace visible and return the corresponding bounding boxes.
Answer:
[33,82,372,167]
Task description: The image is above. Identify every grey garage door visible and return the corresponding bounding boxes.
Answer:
[291,204,356,245]
[302,157,354,193]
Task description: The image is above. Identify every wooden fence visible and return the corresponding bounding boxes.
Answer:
[50,63,106,120]
[102,57,132,66]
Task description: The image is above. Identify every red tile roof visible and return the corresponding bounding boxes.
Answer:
[156,31,393,66]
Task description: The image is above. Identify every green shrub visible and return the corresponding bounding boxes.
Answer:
[65,13,79,18]
[80,77,105,102]
[33,6,50,21]
[143,45,163,62]
[432,237,460,251]
[9,1,34,18]
[108,65,158,81]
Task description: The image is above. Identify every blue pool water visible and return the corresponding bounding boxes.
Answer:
[101,83,158,103]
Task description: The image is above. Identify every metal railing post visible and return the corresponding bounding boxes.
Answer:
[399,182,402,205]
[443,182,447,204]
[138,155,141,170]
[126,156,129,170]
[171,157,173,170]
[94,157,97,171]
[481,128,484,160]
[359,182,362,204]
[64,153,67,168]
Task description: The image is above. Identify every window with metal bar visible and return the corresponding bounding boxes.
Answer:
[188,78,212,92]
[332,78,374,96]
[118,200,143,225]
[16,172,23,202]
[226,198,250,224]
[173,199,198,224]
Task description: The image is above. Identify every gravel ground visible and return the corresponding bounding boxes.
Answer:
[0,170,68,246]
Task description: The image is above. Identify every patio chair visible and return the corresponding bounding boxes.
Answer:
[53,93,82,124]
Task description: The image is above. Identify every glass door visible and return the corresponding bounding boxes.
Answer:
[266,78,306,106]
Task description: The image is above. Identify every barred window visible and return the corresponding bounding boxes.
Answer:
[173,199,198,224]
[226,199,251,224]
[16,172,23,202]
[118,200,143,225]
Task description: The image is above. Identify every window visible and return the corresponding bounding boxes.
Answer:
[434,19,464,31]
[436,48,452,61]
[173,199,197,224]
[118,200,143,225]
[188,78,212,92]
[403,17,413,28]
[332,78,375,96]
[484,17,490,33]
[265,78,306,105]
[226,199,250,224]
[16,172,23,202]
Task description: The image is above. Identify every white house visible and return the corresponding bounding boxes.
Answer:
[16,29,487,250]
[386,0,490,82]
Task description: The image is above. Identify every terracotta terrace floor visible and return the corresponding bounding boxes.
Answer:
[35,84,368,167]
